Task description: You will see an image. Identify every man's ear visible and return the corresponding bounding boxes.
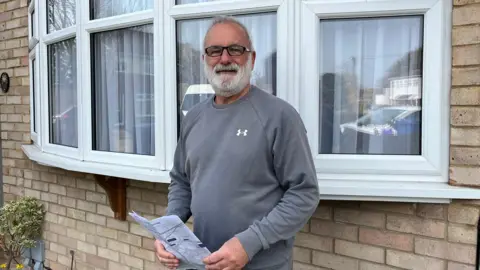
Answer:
[251,51,256,69]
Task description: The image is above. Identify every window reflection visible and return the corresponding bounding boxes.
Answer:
[319,16,423,155]
[90,0,153,19]
[47,0,76,33]
[48,38,78,148]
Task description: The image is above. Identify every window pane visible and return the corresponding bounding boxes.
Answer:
[319,16,423,155]
[47,0,76,33]
[48,38,77,148]
[32,58,36,133]
[90,0,154,19]
[92,25,154,155]
[176,13,277,131]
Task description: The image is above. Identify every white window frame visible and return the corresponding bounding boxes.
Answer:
[28,0,38,50]
[29,47,40,146]
[298,0,451,187]
[38,0,83,160]
[28,0,40,145]
[79,1,165,170]
[163,0,293,168]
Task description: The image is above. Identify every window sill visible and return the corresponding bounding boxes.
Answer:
[318,180,480,203]
[22,144,171,182]
[22,144,480,203]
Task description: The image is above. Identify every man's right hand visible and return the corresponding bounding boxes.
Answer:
[154,239,179,269]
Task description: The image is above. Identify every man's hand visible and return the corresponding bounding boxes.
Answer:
[203,237,249,270]
[154,239,179,269]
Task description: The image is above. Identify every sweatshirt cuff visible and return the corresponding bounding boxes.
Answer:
[235,227,265,261]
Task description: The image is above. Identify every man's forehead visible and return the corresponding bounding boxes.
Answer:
[204,23,249,46]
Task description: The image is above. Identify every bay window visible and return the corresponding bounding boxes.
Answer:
[23,0,480,202]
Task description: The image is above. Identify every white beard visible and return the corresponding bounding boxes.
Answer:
[203,55,253,97]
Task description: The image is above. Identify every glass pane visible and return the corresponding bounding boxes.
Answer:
[47,0,76,33]
[31,10,35,36]
[48,38,77,148]
[91,25,155,155]
[177,0,214,4]
[319,16,423,155]
[176,13,277,131]
[32,58,36,133]
[90,0,154,19]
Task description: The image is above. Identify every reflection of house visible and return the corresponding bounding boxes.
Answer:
[375,76,422,106]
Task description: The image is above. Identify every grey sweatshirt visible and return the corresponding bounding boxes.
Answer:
[166,85,320,269]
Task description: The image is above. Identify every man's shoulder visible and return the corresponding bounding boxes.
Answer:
[181,97,210,129]
[250,86,302,123]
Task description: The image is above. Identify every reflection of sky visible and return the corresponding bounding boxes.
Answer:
[320,16,423,90]
[176,13,277,87]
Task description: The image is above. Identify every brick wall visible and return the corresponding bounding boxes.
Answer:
[1,0,480,269]
[449,0,480,187]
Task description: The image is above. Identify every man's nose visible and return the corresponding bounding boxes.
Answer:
[219,49,232,64]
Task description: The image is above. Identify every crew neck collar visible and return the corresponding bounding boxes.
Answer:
[210,85,256,109]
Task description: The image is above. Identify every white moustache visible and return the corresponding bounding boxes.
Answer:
[214,64,239,72]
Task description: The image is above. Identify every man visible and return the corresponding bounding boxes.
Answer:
[155,16,320,270]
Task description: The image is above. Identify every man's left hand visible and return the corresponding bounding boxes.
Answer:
[203,237,249,270]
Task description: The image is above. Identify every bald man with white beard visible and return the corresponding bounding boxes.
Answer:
[154,16,320,270]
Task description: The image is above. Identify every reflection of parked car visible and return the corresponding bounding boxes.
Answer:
[52,105,77,147]
[180,84,214,118]
[340,106,421,136]
[339,106,421,155]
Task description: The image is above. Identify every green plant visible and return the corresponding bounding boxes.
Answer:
[0,197,45,269]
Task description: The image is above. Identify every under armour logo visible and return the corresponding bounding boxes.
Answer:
[237,129,248,136]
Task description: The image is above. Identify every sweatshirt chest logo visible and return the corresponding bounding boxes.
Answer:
[236,129,248,136]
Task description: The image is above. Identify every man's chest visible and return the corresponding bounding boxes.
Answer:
[183,113,269,177]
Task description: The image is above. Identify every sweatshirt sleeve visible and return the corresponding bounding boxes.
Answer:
[235,105,320,260]
[165,121,192,223]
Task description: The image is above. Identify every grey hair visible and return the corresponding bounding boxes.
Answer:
[203,16,254,51]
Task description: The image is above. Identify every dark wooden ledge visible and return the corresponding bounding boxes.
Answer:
[94,175,127,221]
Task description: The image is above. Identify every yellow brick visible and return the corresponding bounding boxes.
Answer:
[294,232,333,252]
[448,204,480,225]
[107,239,130,254]
[86,234,107,248]
[453,4,480,25]
[98,247,119,262]
[117,231,141,246]
[120,253,143,269]
[58,216,76,228]
[50,243,67,255]
[386,250,445,269]
[96,226,117,239]
[77,241,97,255]
[293,246,311,264]
[312,251,359,269]
[448,223,476,244]
[86,213,106,226]
[386,215,446,238]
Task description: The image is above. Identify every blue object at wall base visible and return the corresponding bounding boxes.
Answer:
[21,240,45,269]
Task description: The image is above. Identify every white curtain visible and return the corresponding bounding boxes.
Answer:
[91,0,153,19]
[319,16,423,155]
[93,25,155,155]
[176,13,277,130]
[49,38,78,148]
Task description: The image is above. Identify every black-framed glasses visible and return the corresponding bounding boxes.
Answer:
[204,45,251,57]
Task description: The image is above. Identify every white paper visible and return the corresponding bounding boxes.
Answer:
[129,212,211,270]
